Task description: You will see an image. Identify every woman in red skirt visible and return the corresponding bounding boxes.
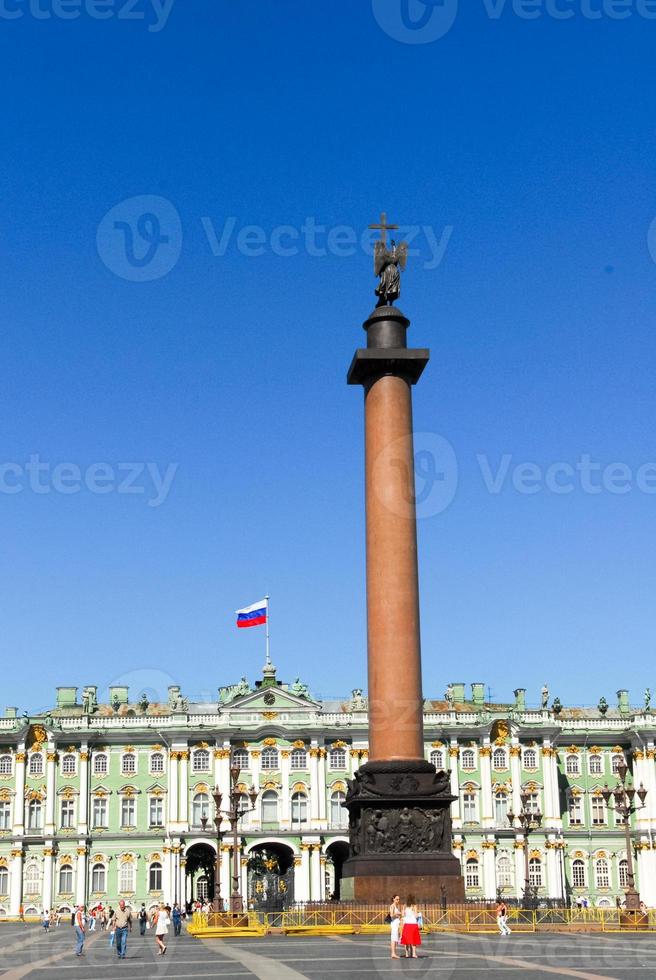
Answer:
[400,895,422,958]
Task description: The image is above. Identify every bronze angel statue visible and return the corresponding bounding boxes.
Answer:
[374,238,408,307]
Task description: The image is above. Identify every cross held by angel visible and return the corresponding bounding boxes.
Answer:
[370,212,408,307]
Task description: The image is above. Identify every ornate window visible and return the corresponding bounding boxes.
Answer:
[329,748,347,770]
[119,861,135,893]
[60,798,75,829]
[589,755,602,775]
[0,755,12,776]
[0,800,11,830]
[494,791,508,826]
[568,795,583,825]
[523,749,537,770]
[261,747,279,771]
[291,749,307,770]
[91,863,106,893]
[462,792,477,823]
[461,749,475,770]
[27,799,42,831]
[591,796,605,826]
[92,796,108,828]
[619,859,629,888]
[291,792,308,827]
[330,791,347,828]
[192,793,210,827]
[120,796,136,828]
[149,796,164,827]
[232,748,249,769]
[24,863,40,895]
[93,753,108,776]
[528,857,542,887]
[572,859,586,888]
[149,862,163,891]
[61,754,76,776]
[430,750,444,770]
[121,753,136,776]
[261,790,278,823]
[497,855,513,888]
[566,754,580,776]
[0,867,9,895]
[150,753,164,775]
[59,864,74,894]
[595,858,610,888]
[465,858,480,888]
[28,754,44,777]
[492,748,507,771]
[524,792,541,815]
[192,749,210,773]
[612,754,624,775]
[237,793,251,826]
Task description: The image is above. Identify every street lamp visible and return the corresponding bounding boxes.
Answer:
[601,761,647,912]
[200,760,259,915]
[508,791,543,908]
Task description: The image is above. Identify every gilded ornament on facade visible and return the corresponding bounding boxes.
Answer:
[479,746,492,757]
[261,712,279,720]
[263,738,277,747]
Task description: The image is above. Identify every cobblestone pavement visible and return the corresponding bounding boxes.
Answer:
[2,925,656,980]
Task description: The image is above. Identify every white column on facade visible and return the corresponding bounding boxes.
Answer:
[509,745,522,823]
[217,747,231,832]
[482,842,496,899]
[513,842,525,900]
[310,844,322,901]
[309,746,320,824]
[75,846,87,906]
[9,849,23,916]
[449,745,461,826]
[162,846,172,905]
[319,854,327,901]
[249,750,261,830]
[550,749,562,828]
[42,848,54,912]
[240,856,248,903]
[545,840,559,899]
[44,745,56,835]
[541,746,554,826]
[78,746,89,835]
[317,750,327,826]
[168,752,179,825]
[220,845,231,903]
[13,747,26,835]
[637,847,656,907]
[280,751,291,828]
[296,845,311,902]
[178,751,189,827]
[479,745,493,828]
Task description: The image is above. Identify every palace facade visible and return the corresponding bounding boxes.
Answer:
[1,667,655,914]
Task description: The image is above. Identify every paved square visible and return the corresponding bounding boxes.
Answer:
[2,926,656,980]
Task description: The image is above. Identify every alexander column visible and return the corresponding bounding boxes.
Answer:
[341,213,464,902]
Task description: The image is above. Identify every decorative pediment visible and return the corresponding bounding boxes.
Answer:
[222,687,320,712]
[91,785,112,797]
[57,786,79,798]
[118,784,141,796]
[146,783,167,796]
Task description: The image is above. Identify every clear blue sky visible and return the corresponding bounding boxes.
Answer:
[1,0,655,713]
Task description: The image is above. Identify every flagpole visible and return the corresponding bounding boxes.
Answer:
[265,594,270,666]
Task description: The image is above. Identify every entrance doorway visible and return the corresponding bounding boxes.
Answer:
[247,843,295,911]
[185,843,217,907]
[326,841,349,900]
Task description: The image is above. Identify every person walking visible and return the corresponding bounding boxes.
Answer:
[73,905,86,957]
[400,896,422,959]
[153,903,170,955]
[109,900,132,959]
[496,900,511,936]
[138,904,148,937]
[171,903,182,937]
[389,894,402,959]
[42,909,50,932]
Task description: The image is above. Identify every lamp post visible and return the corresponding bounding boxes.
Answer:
[601,761,647,912]
[508,791,543,908]
[200,760,258,915]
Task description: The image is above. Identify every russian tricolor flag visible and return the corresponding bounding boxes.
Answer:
[236,599,268,629]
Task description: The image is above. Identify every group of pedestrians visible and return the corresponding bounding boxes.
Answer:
[388,895,423,959]
[71,899,183,958]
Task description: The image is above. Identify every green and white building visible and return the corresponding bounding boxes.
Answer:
[0,667,655,914]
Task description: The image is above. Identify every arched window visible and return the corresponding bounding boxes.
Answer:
[528,857,542,887]
[612,754,624,775]
[329,748,346,770]
[58,865,74,894]
[192,750,210,773]
[465,858,479,888]
[461,749,475,770]
[237,793,251,825]
[93,753,108,776]
[291,749,307,770]
[589,754,602,775]
[121,753,136,776]
[150,753,164,774]
[0,800,11,830]
[232,749,249,770]
[0,867,8,895]
[291,792,308,827]
[27,799,42,831]
[595,858,610,888]
[497,855,513,888]
[0,756,12,775]
[330,791,347,828]
[192,793,210,827]
[261,790,278,823]
[430,750,444,770]
[119,861,135,893]
[91,863,106,893]
[24,863,40,895]
[61,754,76,776]
[494,791,508,826]
[261,748,279,771]
[29,754,44,777]
[572,859,586,888]
[619,859,629,888]
[566,754,580,776]
[149,862,163,891]
[523,749,537,770]
[524,792,540,815]
[492,748,507,771]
